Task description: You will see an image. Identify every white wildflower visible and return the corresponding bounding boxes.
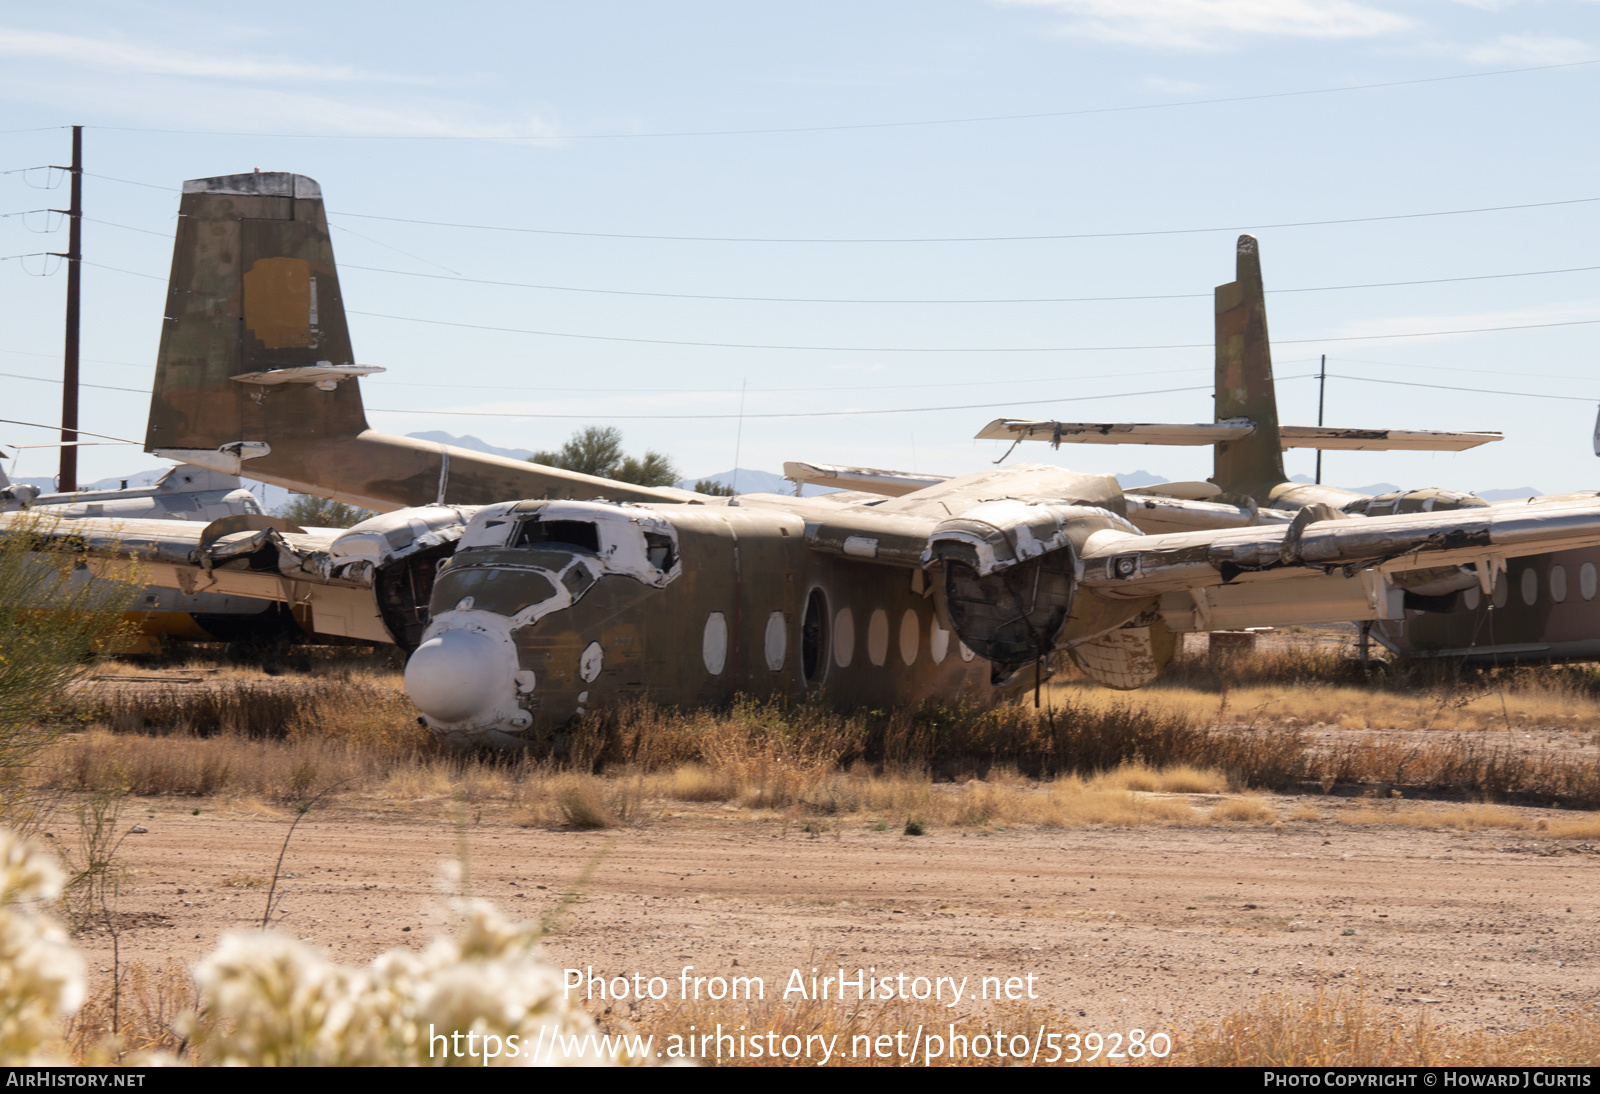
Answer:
[0,829,86,1064]
[192,901,621,1066]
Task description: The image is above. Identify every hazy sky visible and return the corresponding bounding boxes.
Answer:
[1,1,1596,493]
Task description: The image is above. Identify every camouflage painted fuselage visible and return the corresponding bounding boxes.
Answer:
[403,498,1003,749]
[1378,544,1600,664]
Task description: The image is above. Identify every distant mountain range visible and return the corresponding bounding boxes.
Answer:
[680,469,836,497]
[405,431,535,462]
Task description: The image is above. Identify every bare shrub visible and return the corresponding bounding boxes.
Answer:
[0,512,141,833]
[554,776,619,829]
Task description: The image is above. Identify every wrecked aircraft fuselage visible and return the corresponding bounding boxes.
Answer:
[402,498,997,750]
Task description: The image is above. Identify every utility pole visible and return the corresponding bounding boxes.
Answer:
[1314,353,1326,486]
[53,126,83,493]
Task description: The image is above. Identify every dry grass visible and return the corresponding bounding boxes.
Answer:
[24,653,1600,828]
[1338,800,1600,837]
[63,957,1600,1067]
[794,768,1207,829]
[1168,983,1600,1067]
[1209,795,1278,825]
[626,995,1083,1066]
[63,671,426,746]
[64,959,195,1064]
[1096,763,1226,794]
[1080,643,1600,734]
[624,975,1600,1066]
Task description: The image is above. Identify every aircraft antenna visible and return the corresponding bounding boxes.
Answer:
[1314,354,1327,484]
[731,377,746,494]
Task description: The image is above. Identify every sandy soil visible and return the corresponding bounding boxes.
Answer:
[62,797,1600,1037]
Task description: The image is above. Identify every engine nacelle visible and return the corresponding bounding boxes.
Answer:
[923,501,1139,674]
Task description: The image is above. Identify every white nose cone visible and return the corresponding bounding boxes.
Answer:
[406,630,503,723]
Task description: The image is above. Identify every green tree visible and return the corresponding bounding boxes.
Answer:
[529,426,680,488]
[692,479,735,497]
[277,495,373,529]
[0,513,141,833]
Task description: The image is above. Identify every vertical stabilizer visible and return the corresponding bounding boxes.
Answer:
[143,172,695,510]
[147,172,368,462]
[1211,234,1286,501]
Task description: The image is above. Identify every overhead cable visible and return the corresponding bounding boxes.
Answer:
[80,59,1599,140]
[1330,355,1600,383]
[349,309,1600,353]
[370,363,1221,394]
[368,381,1231,420]
[340,261,1600,306]
[0,370,149,394]
[83,216,171,238]
[0,417,142,443]
[84,261,165,281]
[1327,374,1598,403]
[81,170,1600,246]
[330,195,1600,244]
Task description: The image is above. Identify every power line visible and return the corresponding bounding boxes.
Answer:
[368,380,1231,420]
[77,59,1600,140]
[1327,373,1598,403]
[82,171,174,191]
[330,223,460,275]
[349,309,1600,353]
[80,168,1600,247]
[0,347,1295,392]
[0,417,141,443]
[0,370,147,394]
[1330,355,1600,383]
[83,216,171,238]
[371,363,1222,394]
[84,260,165,281]
[339,261,1600,306]
[71,229,1600,304]
[0,347,151,369]
[330,195,1600,245]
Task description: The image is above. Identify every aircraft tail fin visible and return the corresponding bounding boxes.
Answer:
[1211,234,1286,501]
[146,172,370,469]
[144,172,697,510]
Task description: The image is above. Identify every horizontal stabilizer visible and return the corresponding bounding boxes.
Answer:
[974,419,1252,446]
[231,365,385,389]
[1277,426,1501,452]
[977,418,1501,452]
[782,461,950,498]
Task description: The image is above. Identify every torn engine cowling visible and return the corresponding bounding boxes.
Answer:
[922,500,1141,678]
[192,506,480,650]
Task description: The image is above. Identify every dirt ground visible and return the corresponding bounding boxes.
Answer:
[63,795,1599,1040]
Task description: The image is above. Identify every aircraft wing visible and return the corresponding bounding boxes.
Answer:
[781,461,950,497]
[1076,492,1600,599]
[0,506,479,645]
[977,418,1501,452]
